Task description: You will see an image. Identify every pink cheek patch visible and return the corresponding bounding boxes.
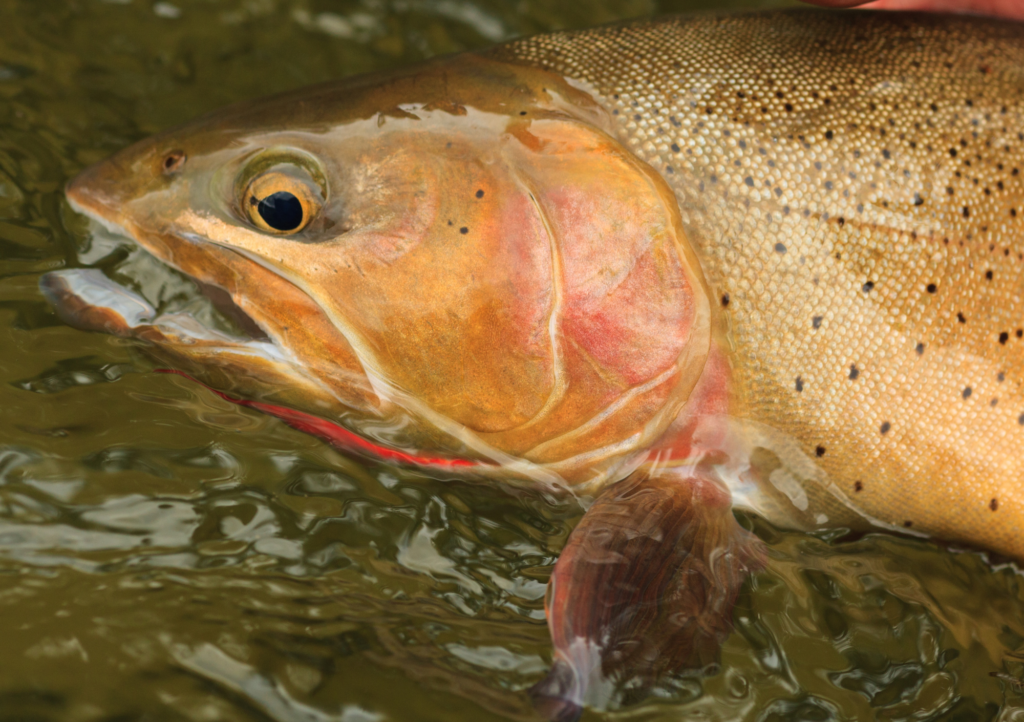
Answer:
[563,240,693,387]
[526,171,694,389]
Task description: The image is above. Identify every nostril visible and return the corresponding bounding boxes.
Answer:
[162,150,186,174]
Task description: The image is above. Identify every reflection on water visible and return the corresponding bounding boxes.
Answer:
[2,0,1024,719]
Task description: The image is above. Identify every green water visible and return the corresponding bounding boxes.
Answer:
[3,0,1024,720]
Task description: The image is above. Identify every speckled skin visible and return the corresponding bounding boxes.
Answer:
[493,11,1024,558]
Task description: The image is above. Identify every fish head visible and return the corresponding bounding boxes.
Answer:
[59,55,712,486]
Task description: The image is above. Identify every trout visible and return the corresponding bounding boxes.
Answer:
[41,10,1024,719]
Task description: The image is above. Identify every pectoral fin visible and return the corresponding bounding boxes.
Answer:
[532,467,765,721]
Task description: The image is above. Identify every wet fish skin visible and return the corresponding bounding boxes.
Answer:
[491,10,1024,558]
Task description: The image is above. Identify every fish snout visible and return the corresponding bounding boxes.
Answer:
[66,158,128,224]
[65,150,158,230]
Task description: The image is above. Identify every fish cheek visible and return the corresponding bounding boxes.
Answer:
[328,141,562,435]
[188,131,557,435]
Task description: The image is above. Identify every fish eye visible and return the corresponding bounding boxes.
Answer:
[253,191,303,231]
[242,167,323,235]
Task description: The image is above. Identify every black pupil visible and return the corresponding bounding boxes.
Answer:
[256,191,303,231]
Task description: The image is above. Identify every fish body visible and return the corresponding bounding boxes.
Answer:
[493,10,1024,559]
[43,9,1024,717]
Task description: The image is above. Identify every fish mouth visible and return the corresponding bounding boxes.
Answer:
[43,204,264,364]
[58,163,393,419]
[59,174,270,344]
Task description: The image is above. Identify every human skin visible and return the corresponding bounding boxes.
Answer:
[801,0,1024,19]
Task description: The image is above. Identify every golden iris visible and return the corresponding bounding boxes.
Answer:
[243,169,322,234]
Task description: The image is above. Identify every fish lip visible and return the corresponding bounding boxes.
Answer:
[63,176,270,343]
